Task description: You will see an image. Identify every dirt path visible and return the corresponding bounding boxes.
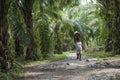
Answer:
[19,53,120,80]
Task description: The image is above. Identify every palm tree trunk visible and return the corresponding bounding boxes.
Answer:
[16,0,36,60]
[23,0,35,60]
[113,0,120,54]
[0,0,13,72]
[14,36,23,56]
[54,20,63,54]
[10,3,24,57]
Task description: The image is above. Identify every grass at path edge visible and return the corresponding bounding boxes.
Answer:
[26,52,68,65]
[83,51,116,58]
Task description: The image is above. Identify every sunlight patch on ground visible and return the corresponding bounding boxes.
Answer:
[92,68,120,74]
[24,72,45,76]
[24,61,49,67]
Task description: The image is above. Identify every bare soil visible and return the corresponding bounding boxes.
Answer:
[18,53,120,80]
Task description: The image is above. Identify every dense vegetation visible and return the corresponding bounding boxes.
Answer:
[0,0,120,79]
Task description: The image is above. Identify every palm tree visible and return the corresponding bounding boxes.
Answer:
[61,1,99,48]
[0,0,13,72]
[97,0,120,54]
[97,0,114,52]
[36,0,80,55]
[113,0,120,54]
[54,20,63,54]
[8,2,25,57]
[16,0,36,60]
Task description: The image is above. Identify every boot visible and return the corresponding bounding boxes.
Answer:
[77,54,79,59]
[79,54,81,61]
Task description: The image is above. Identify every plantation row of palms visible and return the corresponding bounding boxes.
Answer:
[0,0,120,74]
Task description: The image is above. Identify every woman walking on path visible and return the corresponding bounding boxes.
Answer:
[74,31,82,61]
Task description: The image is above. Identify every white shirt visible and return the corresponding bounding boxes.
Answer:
[76,41,82,51]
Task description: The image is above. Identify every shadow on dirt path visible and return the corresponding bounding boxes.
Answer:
[18,53,120,80]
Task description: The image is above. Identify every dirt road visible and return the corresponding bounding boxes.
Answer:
[19,53,120,80]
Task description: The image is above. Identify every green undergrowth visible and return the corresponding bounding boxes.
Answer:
[48,52,67,61]
[0,63,25,80]
[0,52,68,80]
[26,52,68,65]
[83,51,115,58]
